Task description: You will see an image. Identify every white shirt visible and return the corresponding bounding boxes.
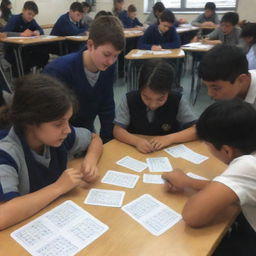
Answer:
[213,152,256,231]
[245,70,256,109]
[247,44,256,70]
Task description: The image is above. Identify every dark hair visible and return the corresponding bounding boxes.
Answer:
[128,4,136,13]
[241,22,256,45]
[198,44,248,83]
[221,12,239,26]
[0,74,77,130]
[89,15,125,51]
[0,0,11,22]
[94,10,113,19]
[23,1,38,14]
[204,2,216,11]
[70,2,83,13]
[138,59,175,93]
[196,99,256,154]
[113,0,124,4]
[153,2,165,15]
[159,9,175,24]
[82,2,91,12]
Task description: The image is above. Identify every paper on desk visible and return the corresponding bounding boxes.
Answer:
[143,174,165,184]
[124,30,142,34]
[146,157,173,172]
[11,200,108,256]
[186,172,209,180]
[84,188,125,207]
[165,144,208,164]
[182,42,213,50]
[101,170,139,188]
[41,35,58,39]
[131,50,172,57]
[116,156,148,172]
[6,36,38,39]
[122,194,181,236]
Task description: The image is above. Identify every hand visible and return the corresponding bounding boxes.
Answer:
[162,169,190,193]
[178,18,187,24]
[32,30,40,36]
[80,160,99,183]
[0,32,6,39]
[202,21,215,27]
[151,45,162,51]
[135,26,144,31]
[135,137,155,153]
[190,36,199,43]
[20,29,33,37]
[54,168,84,194]
[149,135,170,151]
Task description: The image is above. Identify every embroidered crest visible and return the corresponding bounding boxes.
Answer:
[161,123,171,132]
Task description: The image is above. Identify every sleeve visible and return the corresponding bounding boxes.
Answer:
[134,18,143,27]
[206,28,220,40]
[161,27,181,49]
[0,149,20,201]
[191,14,202,26]
[145,12,157,25]
[2,15,17,32]
[137,26,153,50]
[32,19,44,35]
[113,95,130,128]
[176,96,197,125]
[214,14,220,24]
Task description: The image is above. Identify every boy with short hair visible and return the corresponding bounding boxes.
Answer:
[162,99,256,255]
[198,44,256,108]
[145,2,165,26]
[44,16,125,143]
[2,1,48,75]
[138,9,180,50]
[112,0,124,17]
[81,2,93,27]
[118,4,143,30]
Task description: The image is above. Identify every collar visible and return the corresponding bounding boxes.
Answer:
[245,70,256,104]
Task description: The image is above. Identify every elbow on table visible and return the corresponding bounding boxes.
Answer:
[182,207,209,228]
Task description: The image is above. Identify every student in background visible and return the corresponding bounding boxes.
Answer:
[138,10,180,50]
[192,2,219,27]
[112,0,124,17]
[198,44,256,108]
[119,4,143,30]
[2,1,49,76]
[241,23,256,70]
[0,0,12,28]
[44,16,125,143]
[81,2,93,27]
[51,2,87,36]
[145,2,165,26]
[113,59,196,154]
[201,12,241,45]
[0,74,103,230]
[162,99,256,255]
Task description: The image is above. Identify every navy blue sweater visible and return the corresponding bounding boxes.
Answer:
[2,14,43,34]
[137,24,180,50]
[118,10,142,28]
[43,50,115,143]
[51,12,87,36]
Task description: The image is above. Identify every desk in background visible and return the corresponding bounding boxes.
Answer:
[0,139,239,256]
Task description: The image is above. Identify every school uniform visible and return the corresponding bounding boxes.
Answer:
[43,49,115,143]
[2,14,48,76]
[81,13,93,27]
[145,12,157,26]
[0,126,91,201]
[137,24,181,50]
[246,44,256,70]
[191,13,220,26]
[114,91,196,135]
[118,10,143,28]
[244,70,256,109]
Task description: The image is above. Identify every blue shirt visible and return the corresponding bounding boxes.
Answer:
[137,24,180,50]
[43,50,115,143]
[2,13,43,34]
[51,12,87,36]
[118,10,142,28]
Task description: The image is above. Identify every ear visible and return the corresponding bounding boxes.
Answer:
[236,73,249,86]
[87,39,94,51]
[221,145,237,161]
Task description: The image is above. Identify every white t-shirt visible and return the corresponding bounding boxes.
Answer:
[213,152,256,232]
[247,44,256,70]
[245,70,256,109]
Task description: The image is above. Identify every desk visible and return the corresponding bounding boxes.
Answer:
[65,35,89,42]
[124,30,144,38]
[40,24,54,30]
[0,139,239,256]
[0,35,65,77]
[176,26,199,34]
[125,48,185,90]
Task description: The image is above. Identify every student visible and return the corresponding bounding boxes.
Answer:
[145,2,165,26]
[198,44,256,108]
[113,59,197,154]
[162,99,256,255]
[112,0,124,17]
[241,22,256,70]
[44,16,125,143]
[81,2,93,27]
[202,12,241,45]
[0,0,12,28]
[2,1,48,76]
[51,2,87,36]
[137,10,180,50]
[118,4,143,30]
[191,2,219,27]
[0,74,103,230]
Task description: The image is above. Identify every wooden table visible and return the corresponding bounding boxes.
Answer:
[0,139,239,256]
[0,35,65,77]
[65,35,89,42]
[124,30,144,38]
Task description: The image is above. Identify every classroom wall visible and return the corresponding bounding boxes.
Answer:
[11,0,256,25]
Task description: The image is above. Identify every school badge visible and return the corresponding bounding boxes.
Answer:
[161,123,171,132]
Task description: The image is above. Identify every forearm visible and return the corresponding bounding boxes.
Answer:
[0,183,63,230]
[113,125,140,147]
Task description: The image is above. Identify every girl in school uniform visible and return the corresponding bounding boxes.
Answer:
[241,22,256,70]
[113,59,197,154]
[0,74,102,230]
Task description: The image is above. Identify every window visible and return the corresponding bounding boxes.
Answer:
[145,0,237,13]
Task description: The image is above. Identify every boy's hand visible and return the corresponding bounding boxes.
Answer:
[32,30,40,36]
[80,160,99,183]
[135,138,154,153]
[162,169,190,193]
[20,29,33,37]
[151,45,162,51]
[150,135,170,151]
